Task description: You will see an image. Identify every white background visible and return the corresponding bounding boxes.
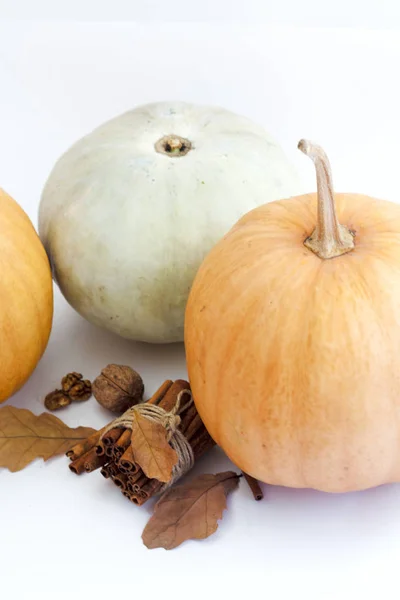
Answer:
[1,0,400,28]
[1,16,400,600]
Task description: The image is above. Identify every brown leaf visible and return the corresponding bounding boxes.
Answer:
[130,412,178,482]
[142,471,240,550]
[0,406,96,472]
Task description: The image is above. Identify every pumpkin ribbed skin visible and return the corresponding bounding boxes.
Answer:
[0,189,53,403]
[185,192,400,492]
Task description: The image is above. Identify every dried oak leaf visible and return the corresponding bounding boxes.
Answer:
[0,406,96,472]
[142,471,240,550]
[130,412,178,482]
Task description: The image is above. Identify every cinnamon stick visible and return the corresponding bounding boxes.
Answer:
[147,380,173,405]
[113,473,129,490]
[119,445,139,473]
[132,473,148,492]
[114,429,131,457]
[191,428,215,459]
[157,379,191,412]
[100,465,111,479]
[100,463,119,479]
[95,442,105,456]
[140,478,163,499]
[128,470,143,484]
[184,413,203,442]
[124,479,162,505]
[66,425,108,460]
[242,472,264,501]
[127,470,145,492]
[113,447,124,460]
[179,403,198,436]
[69,449,93,475]
[84,450,108,473]
[102,427,123,447]
[130,493,147,506]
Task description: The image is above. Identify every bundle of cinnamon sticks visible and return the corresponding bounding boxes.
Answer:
[66,379,215,505]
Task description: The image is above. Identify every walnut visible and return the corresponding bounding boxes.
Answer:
[61,372,92,402]
[44,372,92,411]
[44,390,71,411]
[92,364,144,414]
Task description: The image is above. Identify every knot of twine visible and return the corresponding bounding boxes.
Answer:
[101,390,195,490]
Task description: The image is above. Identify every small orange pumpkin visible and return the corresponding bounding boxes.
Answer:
[0,189,53,403]
[185,140,400,492]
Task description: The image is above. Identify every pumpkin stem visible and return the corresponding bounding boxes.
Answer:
[298,139,354,260]
[155,135,192,158]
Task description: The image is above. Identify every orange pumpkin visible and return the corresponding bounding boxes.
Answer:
[0,189,53,403]
[185,140,400,492]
